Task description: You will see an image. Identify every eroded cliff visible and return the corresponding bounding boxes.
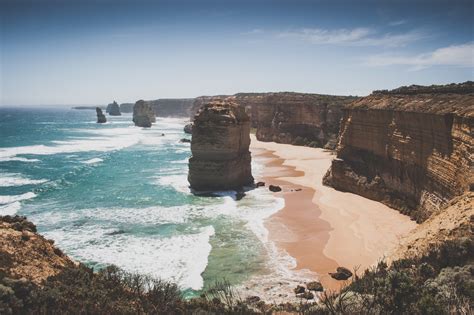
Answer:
[324,82,474,222]
[190,93,357,149]
[188,100,253,191]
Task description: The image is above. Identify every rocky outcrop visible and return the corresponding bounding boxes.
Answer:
[190,93,358,149]
[133,100,156,127]
[184,123,193,134]
[107,101,121,116]
[96,107,106,123]
[188,100,254,191]
[324,82,474,222]
[0,215,75,285]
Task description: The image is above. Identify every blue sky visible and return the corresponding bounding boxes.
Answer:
[1,0,473,106]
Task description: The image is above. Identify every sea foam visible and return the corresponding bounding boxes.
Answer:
[0,192,36,205]
[0,173,48,187]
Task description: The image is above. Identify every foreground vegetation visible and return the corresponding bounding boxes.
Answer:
[1,236,472,314]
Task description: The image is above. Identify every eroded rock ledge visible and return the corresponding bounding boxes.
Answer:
[188,100,254,191]
[324,82,474,222]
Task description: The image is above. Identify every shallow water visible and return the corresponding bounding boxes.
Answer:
[0,107,284,294]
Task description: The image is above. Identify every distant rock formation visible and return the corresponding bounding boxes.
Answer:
[188,100,254,191]
[323,81,474,222]
[133,100,156,127]
[119,103,134,113]
[146,98,195,117]
[96,107,106,123]
[73,106,105,110]
[107,101,121,116]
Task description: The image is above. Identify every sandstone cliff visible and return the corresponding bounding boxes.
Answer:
[190,93,357,149]
[188,100,254,191]
[107,101,121,116]
[133,100,156,127]
[147,98,195,117]
[96,107,106,123]
[0,215,75,285]
[324,82,474,222]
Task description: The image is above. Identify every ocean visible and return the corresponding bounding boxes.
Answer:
[0,107,287,295]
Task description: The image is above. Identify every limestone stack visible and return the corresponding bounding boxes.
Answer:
[188,100,254,191]
[323,82,474,222]
[133,100,156,127]
[96,107,106,123]
[107,101,121,116]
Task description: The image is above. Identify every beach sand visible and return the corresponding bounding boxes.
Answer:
[250,135,418,292]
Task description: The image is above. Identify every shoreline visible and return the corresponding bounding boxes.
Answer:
[249,135,418,293]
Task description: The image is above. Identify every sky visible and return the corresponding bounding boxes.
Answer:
[1,0,473,106]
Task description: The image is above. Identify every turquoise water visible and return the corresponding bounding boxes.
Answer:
[0,107,285,293]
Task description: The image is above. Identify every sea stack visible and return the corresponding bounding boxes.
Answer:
[107,101,121,116]
[133,100,156,127]
[188,100,254,191]
[96,107,106,123]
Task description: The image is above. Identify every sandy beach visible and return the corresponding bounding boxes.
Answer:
[250,135,418,292]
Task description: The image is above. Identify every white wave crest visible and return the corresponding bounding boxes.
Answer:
[0,192,36,205]
[82,158,103,165]
[0,201,21,215]
[0,173,48,187]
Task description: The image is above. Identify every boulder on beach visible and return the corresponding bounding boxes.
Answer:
[269,185,282,192]
[307,281,324,292]
[329,266,353,280]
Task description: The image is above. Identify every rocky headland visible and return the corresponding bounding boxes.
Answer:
[323,81,473,222]
[119,103,134,113]
[188,100,254,191]
[106,101,121,116]
[132,100,156,127]
[96,107,106,123]
[0,215,75,285]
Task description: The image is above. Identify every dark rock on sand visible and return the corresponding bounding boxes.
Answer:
[269,185,282,192]
[307,281,324,292]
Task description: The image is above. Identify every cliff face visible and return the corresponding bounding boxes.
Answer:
[146,98,195,117]
[324,82,474,222]
[252,93,357,149]
[190,93,357,149]
[133,100,156,127]
[119,103,134,113]
[0,215,75,285]
[188,100,254,191]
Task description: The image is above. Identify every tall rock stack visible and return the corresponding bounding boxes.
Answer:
[133,100,156,127]
[107,101,121,116]
[188,100,254,191]
[96,107,106,123]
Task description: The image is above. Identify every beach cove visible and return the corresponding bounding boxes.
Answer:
[249,135,418,292]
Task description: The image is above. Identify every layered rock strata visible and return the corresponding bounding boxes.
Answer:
[148,98,195,117]
[188,100,254,191]
[133,100,156,127]
[190,93,357,149]
[107,101,121,116]
[324,82,474,222]
[96,107,106,123]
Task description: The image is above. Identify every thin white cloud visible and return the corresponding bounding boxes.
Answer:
[389,20,407,26]
[275,27,424,47]
[365,42,474,70]
[241,29,264,35]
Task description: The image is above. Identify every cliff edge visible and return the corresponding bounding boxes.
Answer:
[324,82,474,222]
